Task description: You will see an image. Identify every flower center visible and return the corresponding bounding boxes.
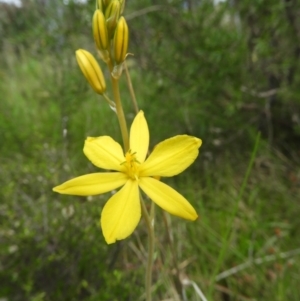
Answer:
[121,150,140,180]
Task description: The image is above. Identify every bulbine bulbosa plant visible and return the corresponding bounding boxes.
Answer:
[53,1,202,300]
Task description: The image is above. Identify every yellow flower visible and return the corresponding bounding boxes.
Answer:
[53,111,202,244]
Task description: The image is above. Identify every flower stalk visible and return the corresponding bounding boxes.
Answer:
[124,61,139,114]
[141,197,155,301]
[111,74,129,151]
[54,1,203,299]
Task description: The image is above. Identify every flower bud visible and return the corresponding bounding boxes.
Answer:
[93,9,109,51]
[76,49,106,95]
[113,16,128,65]
[105,0,120,39]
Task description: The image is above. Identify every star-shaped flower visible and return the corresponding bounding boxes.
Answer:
[53,111,202,244]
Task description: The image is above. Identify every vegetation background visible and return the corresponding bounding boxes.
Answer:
[1,0,300,300]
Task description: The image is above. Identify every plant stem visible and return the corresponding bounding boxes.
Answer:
[140,195,155,301]
[107,61,129,151]
[111,76,129,151]
[208,132,261,298]
[162,212,182,296]
[124,61,139,114]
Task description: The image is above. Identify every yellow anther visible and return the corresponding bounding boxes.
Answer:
[122,150,140,180]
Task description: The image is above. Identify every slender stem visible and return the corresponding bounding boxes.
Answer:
[208,132,261,298]
[107,60,129,151]
[140,195,155,301]
[216,247,300,281]
[111,76,129,151]
[162,212,182,296]
[124,60,139,114]
[102,93,116,108]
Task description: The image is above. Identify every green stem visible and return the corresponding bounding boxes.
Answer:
[162,212,182,296]
[140,195,155,301]
[111,76,129,151]
[208,132,261,298]
[124,61,139,114]
[102,93,116,108]
[107,61,129,151]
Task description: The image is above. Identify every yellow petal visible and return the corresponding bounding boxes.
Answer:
[101,180,141,244]
[140,135,202,177]
[139,177,198,220]
[53,172,127,196]
[129,111,149,163]
[84,136,125,171]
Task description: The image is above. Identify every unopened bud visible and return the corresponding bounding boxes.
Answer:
[93,10,109,51]
[105,0,120,39]
[113,16,128,65]
[76,49,106,95]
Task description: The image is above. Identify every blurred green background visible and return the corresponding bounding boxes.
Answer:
[1,0,300,300]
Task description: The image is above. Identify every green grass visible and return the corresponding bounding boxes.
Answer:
[1,50,300,301]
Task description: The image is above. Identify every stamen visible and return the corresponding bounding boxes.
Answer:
[122,149,140,179]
